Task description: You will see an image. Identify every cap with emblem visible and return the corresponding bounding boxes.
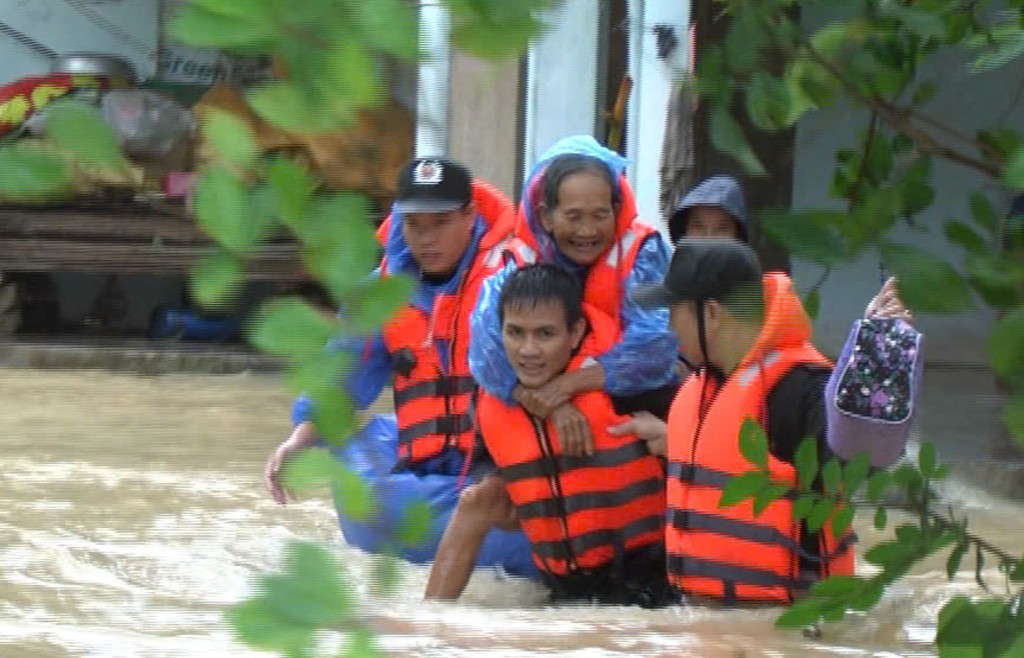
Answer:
[394,157,473,214]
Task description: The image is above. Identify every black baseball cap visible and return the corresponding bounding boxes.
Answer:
[632,238,762,308]
[394,157,473,214]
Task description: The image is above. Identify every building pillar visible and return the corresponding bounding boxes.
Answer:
[447,54,524,199]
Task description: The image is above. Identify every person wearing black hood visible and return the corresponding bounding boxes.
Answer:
[667,175,750,244]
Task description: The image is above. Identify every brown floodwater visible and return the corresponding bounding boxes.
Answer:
[0,368,1018,657]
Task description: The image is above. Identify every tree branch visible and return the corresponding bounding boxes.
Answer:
[803,43,1002,179]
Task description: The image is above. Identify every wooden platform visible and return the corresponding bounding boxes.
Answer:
[0,200,306,281]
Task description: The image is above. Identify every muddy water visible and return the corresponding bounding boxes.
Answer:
[0,369,1018,657]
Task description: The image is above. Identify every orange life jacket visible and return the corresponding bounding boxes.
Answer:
[477,306,666,577]
[379,180,515,465]
[505,172,659,325]
[665,273,856,603]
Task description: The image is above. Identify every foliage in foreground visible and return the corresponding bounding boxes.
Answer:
[696,2,1024,651]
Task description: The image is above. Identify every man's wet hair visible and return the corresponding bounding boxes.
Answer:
[541,154,620,210]
[499,264,584,329]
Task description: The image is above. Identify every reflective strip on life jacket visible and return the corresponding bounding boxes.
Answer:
[392,375,477,407]
[397,413,475,447]
[532,514,664,561]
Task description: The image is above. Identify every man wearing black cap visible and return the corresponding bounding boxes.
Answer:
[627,239,856,605]
[266,157,518,509]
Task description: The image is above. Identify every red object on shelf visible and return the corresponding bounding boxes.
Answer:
[162,171,197,198]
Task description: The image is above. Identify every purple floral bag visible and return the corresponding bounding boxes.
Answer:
[825,318,924,468]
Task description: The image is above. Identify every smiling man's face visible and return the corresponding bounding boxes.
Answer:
[501,298,584,389]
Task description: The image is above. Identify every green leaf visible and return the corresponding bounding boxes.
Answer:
[900,158,935,217]
[725,9,765,73]
[347,0,419,59]
[775,600,824,629]
[226,597,314,653]
[874,506,888,530]
[719,472,768,508]
[746,71,794,130]
[249,297,338,359]
[449,7,549,60]
[168,4,279,50]
[299,195,380,301]
[848,581,885,611]
[880,242,975,313]
[754,483,790,517]
[970,25,1024,73]
[710,105,766,175]
[892,463,924,490]
[795,437,819,491]
[864,540,911,568]
[947,540,969,580]
[889,5,948,40]
[803,289,821,322]
[830,505,856,537]
[936,596,1005,656]
[842,452,871,496]
[310,390,356,443]
[808,574,861,597]
[330,463,376,522]
[919,442,938,478]
[321,36,384,112]
[201,110,259,169]
[965,252,1024,310]
[248,83,340,133]
[0,142,73,200]
[866,470,892,503]
[266,157,318,225]
[944,220,988,255]
[807,498,835,533]
[282,448,337,493]
[284,350,351,401]
[189,250,245,309]
[989,306,1024,379]
[263,541,351,627]
[738,418,770,470]
[761,210,849,265]
[193,167,261,254]
[976,128,1022,166]
[45,102,129,170]
[785,56,840,113]
[1004,146,1024,191]
[397,500,433,547]
[792,495,815,520]
[347,627,387,658]
[1004,392,1024,444]
[822,458,842,496]
[911,80,939,107]
[345,275,415,334]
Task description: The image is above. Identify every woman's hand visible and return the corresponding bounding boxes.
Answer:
[866,277,914,324]
[515,378,572,419]
[551,403,595,457]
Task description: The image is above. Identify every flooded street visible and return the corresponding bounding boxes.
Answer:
[0,368,1019,657]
